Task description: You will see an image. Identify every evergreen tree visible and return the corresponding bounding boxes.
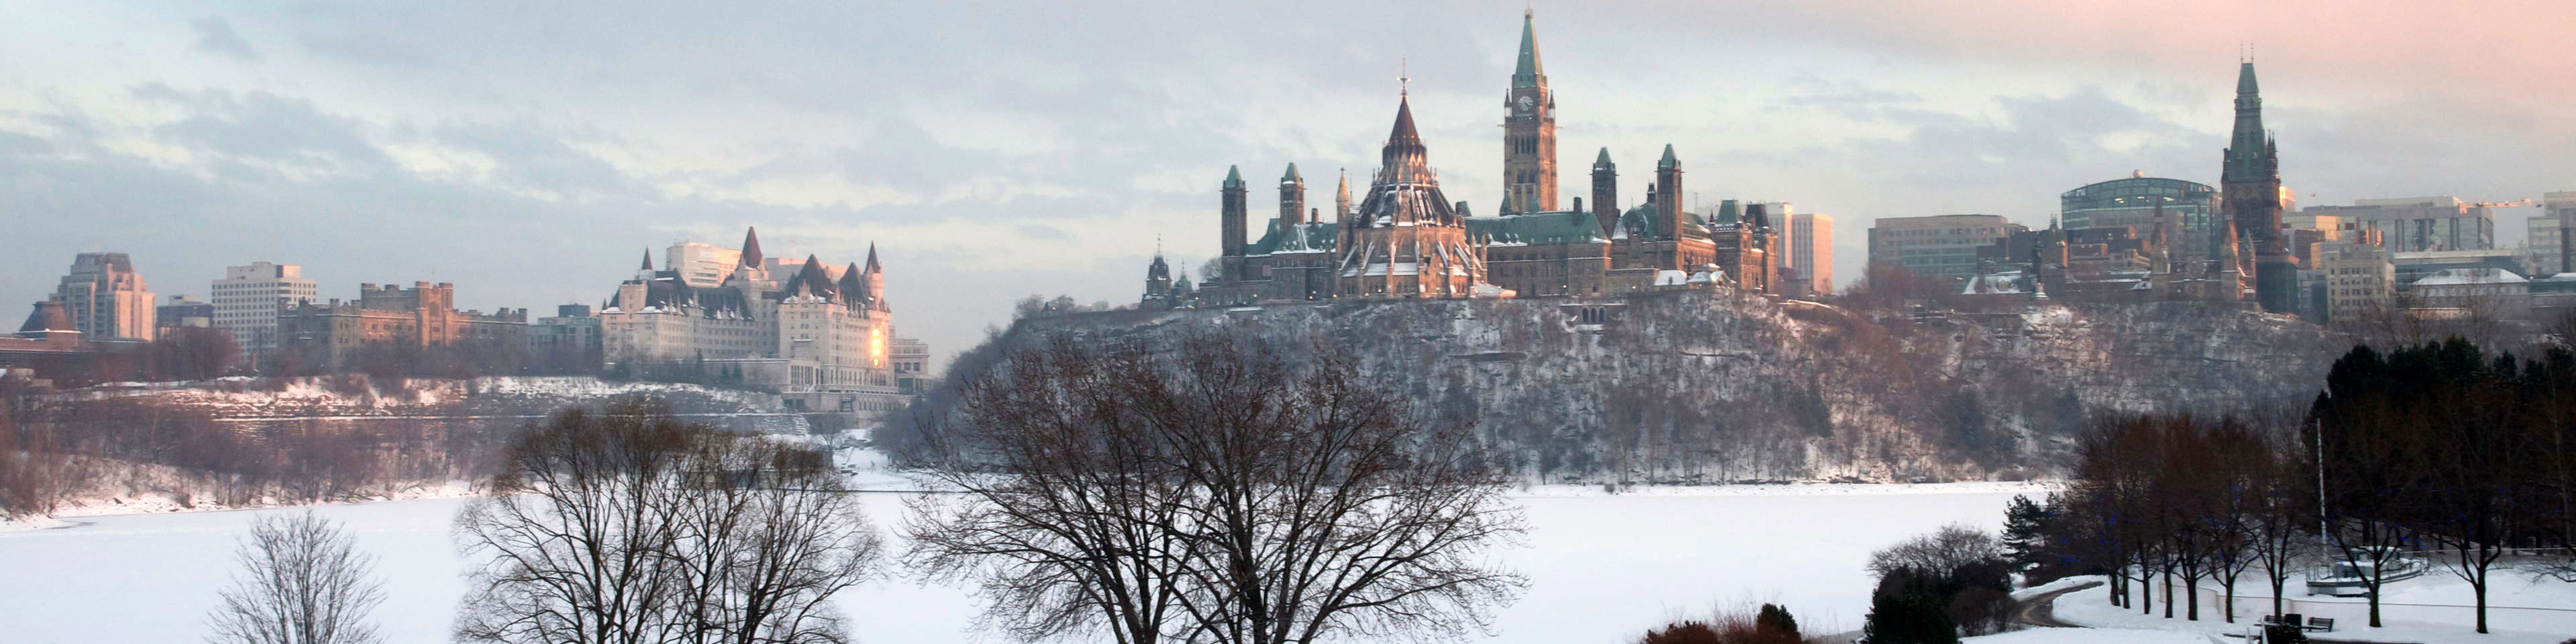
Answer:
[2000,494,2049,582]
[1863,572,1959,644]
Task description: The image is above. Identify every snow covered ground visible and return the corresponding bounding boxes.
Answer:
[0,472,2041,644]
[2046,572,2576,644]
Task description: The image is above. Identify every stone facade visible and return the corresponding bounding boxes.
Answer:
[277,282,528,369]
[599,228,922,427]
[50,252,156,343]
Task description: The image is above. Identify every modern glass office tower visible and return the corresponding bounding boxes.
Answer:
[2061,176,2219,260]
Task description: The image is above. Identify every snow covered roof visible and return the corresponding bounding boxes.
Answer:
[2412,268,2526,286]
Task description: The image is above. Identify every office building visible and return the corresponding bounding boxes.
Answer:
[48,252,156,343]
[1869,215,2024,282]
[211,262,319,370]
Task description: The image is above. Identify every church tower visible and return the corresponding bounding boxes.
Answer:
[1500,10,1557,214]
[2220,60,2294,311]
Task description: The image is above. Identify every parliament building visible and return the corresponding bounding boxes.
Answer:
[1164,12,1780,308]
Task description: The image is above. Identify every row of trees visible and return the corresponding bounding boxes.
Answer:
[2010,339,2576,633]
[901,332,1529,644]
[197,398,884,644]
[452,397,884,643]
[0,371,521,517]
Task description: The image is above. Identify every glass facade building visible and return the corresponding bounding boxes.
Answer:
[2061,176,2218,260]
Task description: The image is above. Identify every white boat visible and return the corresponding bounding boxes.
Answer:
[2304,548,2427,597]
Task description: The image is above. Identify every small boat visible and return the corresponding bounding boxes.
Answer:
[2304,548,2427,597]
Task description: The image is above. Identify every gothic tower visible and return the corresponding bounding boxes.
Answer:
[1221,166,1251,266]
[2220,60,2294,311]
[1655,144,1683,241]
[1500,10,1557,214]
[1280,163,1306,226]
[1591,148,1618,235]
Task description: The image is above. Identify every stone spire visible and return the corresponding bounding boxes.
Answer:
[1512,9,1545,89]
[2224,61,2273,184]
[739,226,764,268]
[1335,169,1352,223]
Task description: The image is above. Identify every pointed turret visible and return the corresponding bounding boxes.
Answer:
[788,254,835,300]
[740,227,764,268]
[1512,9,1545,89]
[639,249,654,272]
[1657,144,1680,170]
[1594,148,1614,172]
[864,243,882,273]
[837,262,866,301]
[1388,97,1424,149]
[1335,169,1352,223]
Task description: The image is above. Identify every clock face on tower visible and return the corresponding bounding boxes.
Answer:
[1516,95,1534,113]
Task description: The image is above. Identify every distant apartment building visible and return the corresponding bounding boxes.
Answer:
[1867,215,2025,282]
[2303,196,2496,252]
[2320,242,2394,323]
[276,282,527,369]
[49,252,156,343]
[2061,174,2218,261]
[1773,207,1833,296]
[211,262,318,370]
[891,336,932,394]
[528,304,603,374]
[155,294,213,329]
[667,239,747,288]
[2532,191,2576,276]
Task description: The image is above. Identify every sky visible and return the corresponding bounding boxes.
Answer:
[4,1,2571,368]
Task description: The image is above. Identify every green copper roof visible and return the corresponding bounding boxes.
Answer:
[1657,144,1679,169]
[2236,61,2259,95]
[1282,162,1301,182]
[1470,210,1606,245]
[1592,147,1614,171]
[1244,219,1338,256]
[1223,165,1243,189]
[1512,11,1545,89]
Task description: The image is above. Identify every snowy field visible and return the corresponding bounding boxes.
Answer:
[0,478,2041,643]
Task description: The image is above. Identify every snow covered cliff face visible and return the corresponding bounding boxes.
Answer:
[957,294,2342,482]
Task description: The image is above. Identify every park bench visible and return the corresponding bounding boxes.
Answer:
[2304,616,2335,632]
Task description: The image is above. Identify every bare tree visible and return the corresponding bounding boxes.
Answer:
[905,332,1527,644]
[454,396,882,644]
[206,511,387,644]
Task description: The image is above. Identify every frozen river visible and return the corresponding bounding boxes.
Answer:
[0,482,2041,643]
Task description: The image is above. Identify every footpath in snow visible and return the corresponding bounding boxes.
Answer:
[2034,573,2576,644]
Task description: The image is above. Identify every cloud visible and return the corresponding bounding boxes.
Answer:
[188,17,258,61]
[296,32,435,68]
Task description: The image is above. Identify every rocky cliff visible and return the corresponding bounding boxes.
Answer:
[915,292,2346,482]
